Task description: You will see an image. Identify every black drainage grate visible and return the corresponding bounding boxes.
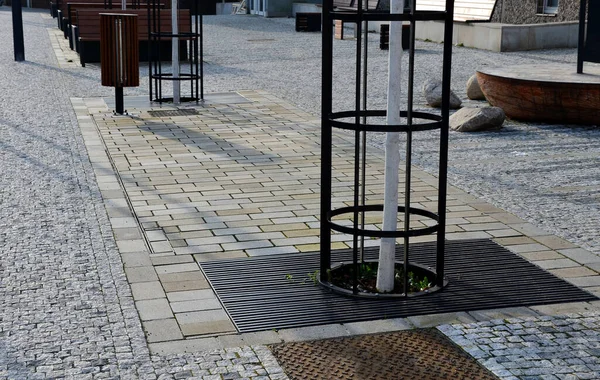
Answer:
[200,239,598,333]
[148,109,199,117]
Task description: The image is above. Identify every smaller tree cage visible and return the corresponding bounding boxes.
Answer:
[320,0,456,297]
[148,0,204,102]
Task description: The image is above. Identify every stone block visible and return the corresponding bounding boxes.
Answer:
[143,318,183,343]
[131,281,165,300]
[136,298,173,321]
[125,266,158,283]
[407,312,476,328]
[276,324,350,342]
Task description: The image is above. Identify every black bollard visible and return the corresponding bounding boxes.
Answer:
[115,87,124,115]
[12,0,25,61]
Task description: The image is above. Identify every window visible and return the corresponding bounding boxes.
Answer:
[538,0,559,14]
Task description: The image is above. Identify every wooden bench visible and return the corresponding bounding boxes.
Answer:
[67,2,161,50]
[77,8,190,66]
[57,0,110,32]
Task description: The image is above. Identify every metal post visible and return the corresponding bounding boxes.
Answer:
[577,0,587,73]
[320,0,333,282]
[115,87,124,114]
[403,0,417,297]
[437,0,455,288]
[12,0,25,62]
[172,0,180,104]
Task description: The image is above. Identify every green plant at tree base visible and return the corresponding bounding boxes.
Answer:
[306,270,319,285]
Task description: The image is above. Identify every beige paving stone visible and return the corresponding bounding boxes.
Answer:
[407,312,476,328]
[193,251,248,262]
[158,270,207,283]
[508,223,549,237]
[112,227,144,241]
[566,276,600,288]
[125,266,159,283]
[533,259,580,270]
[460,222,511,232]
[468,307,540,321]
[494,236,536,246]
[464,216,498,224]
[179,320,236,336]
[170,299,223,313]
[343,318,414,335]
[174,245,222,255]
[520,251,566,261]
[151,241,173,253]
[150,255,194,266]
[507,243,552,254]
[221,240,274,251]
[121,252,153,267]
[166,289,216,302]
[488,229,521,238]
[549,266,598,278]
[149,337,222,355]
[143,319,184,343]
[136,298,173,321]
[558,248,600,265]
[155,263,200,275]
[116,239,146,253]
[587,262,600,273]
[247,246,299,256]
[276,324,351,342]
[217,331,283,348]
[131,281,166,300]
[530,301,600,315]
[487,212,525,224]
[532,235,578,250]
[445,231,491,240]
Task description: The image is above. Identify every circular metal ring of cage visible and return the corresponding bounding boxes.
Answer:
[328,204,439,238]
[329,110,442,133]
[151,96,202,103]
[149,73,202,82]
[318,261,448,298]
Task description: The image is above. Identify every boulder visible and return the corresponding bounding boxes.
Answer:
[449,107,505,132]
[422,79,462,109]
[466,74,486,100]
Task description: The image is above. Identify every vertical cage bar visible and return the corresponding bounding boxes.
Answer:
[320,0,333,282]
[359,0,369,264]
[436,0,455,287]
[577,0,587,73]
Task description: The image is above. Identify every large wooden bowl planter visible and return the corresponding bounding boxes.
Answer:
[477,64,600,125]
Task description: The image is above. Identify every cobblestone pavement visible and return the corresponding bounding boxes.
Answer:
[1,7,600,380]
[0,8,286,380]
[439,313,600,380]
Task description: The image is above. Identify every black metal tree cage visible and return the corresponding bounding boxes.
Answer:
[319,0,455,297]
[148,0,204,102]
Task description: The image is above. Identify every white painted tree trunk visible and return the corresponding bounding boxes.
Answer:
[171,0,180,104]
[376,0,404,292]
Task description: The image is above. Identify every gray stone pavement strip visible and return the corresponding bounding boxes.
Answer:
[1,8,600,380]
[438,313,600,380]
[0,8,284,380]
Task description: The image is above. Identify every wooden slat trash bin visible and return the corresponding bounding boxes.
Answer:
[379,24,410,51]
[295,12,321,32]
[100,13,139,114]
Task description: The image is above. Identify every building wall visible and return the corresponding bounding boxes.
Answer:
[490,0,581,24]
